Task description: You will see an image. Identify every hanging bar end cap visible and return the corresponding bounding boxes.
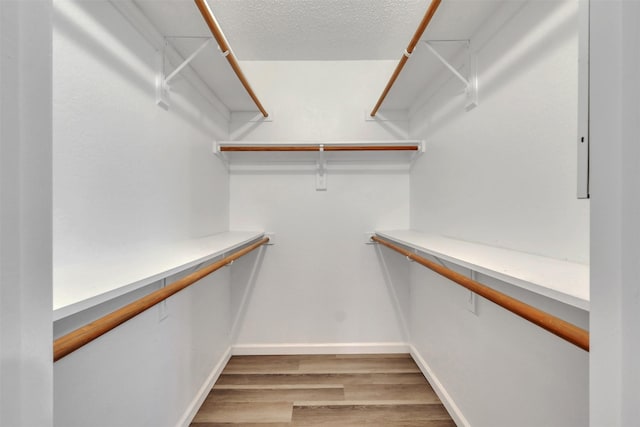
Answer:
[264,232,275,245]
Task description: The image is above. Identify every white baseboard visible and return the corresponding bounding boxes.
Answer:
[232,342,410,355]
[178,346,232,427]
[409,344,470,427]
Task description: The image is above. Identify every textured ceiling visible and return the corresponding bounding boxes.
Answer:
[208,0,431,60]
[133,0,509,110]
[136,0,433,60]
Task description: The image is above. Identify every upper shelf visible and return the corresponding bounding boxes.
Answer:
[118,0,267,117]
[375,230,589,311]
[53,231,265,321]
[218,142,421,152]
[214,141,424,171]
[371,0,514,114]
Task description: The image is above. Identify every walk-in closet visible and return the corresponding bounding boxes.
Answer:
[1,0,638,426]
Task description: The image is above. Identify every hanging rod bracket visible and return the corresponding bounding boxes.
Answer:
[409,140,426,166]
[156,37,212,109]
[421,40,478,111]
[365,232,377,245]
[467,270,479,315]
[212,141,230,169]
[316,144,327,191]
[264,232,276,245]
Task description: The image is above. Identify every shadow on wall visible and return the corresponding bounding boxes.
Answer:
[229,246,268,344]
[374,118,411,140]
[230,115,409,141]
[373,244,411,341]
[187,143,229,238]
[412,0,577,137]
[53,0,227,137]
[229,119,265,141]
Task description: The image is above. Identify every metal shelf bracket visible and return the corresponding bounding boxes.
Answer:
[156,37,212,109]
[422,40,478,111]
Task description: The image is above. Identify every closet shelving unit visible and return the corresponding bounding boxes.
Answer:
[370,0,513,116]
[214,141,424,190]
[54,236,270,361]
[54,231,266,321]
[374,230,589,311]
[369,0,590,311]
[112,0,268,120]
[55,1,271,321]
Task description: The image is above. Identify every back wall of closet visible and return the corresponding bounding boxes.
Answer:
[229,60,411,350]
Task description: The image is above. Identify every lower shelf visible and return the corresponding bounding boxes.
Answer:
[53,230,265,320]
[375,230,589,310]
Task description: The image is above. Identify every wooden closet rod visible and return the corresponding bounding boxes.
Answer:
[370,0,442,116]
[371,235,589,351]
[53,237,269,362]
[219,145,420,152]
[194,0,269,117]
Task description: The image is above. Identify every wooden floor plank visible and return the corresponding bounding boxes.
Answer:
[290,403,452,426]
[293,400,432,406]
[297,358,421,374]
[343,383,440,403]
[190,354,455,427]
[213,384,344,390]
[216,372,429,386]
[209,386,345,403]
[191,424,292,427]
[223,357,300,374]
[334,353,413,359]
[191,401,293,424]
[191,423,291,427]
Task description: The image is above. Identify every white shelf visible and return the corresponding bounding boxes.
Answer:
[53,231,265,321]
[113,0,263,117]
[215,141,423,172]
[375,230,589,310]
[379,0,518,113]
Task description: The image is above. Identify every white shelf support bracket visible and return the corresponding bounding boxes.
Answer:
[212,141,230,169]
[156,37,212,109]
[467,270,478,315]
[422,40,478,111]
[165,38,211,85]
[156,41,171,109]
[158,278,169,321]
[433,255,447,269]
[410,140,426,166]
[316,144,327,191]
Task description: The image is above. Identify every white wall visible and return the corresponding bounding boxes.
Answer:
[589,1,640,425]
[230,61,411,351]
[408,263,588,427]
[53,0,229,268]
[54,269,232,427]
[410,0,588,264]
[405,1,589,425]
[53,1,232,425]
[0,1,53,426]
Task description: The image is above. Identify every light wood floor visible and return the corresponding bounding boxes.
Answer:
[190,354,455,426]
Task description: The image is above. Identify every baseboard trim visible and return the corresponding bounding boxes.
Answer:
[232,342,410,355]
[409,344,470,427]
[178,346,232,427]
